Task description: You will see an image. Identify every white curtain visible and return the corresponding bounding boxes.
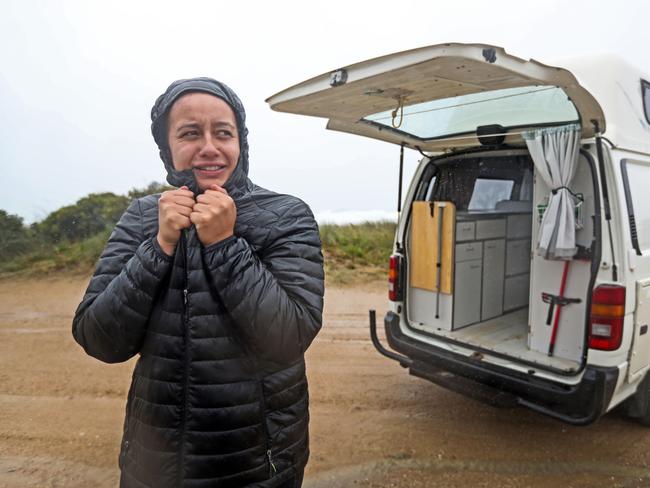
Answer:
[523,124,581,260]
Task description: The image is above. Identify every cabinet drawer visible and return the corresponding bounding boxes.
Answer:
[456,222,475,242]
[507,214,532,238]
[476,219,506,240]
[455,242,483,262]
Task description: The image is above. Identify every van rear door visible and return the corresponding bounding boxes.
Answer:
[266,43,605,152]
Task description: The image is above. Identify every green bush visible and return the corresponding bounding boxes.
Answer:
[319,221,396,285]
[1,185,397,286]
[0,210,35,259]
[320,221,396,267]
[0,229,111,275]
[34,193,129,244]
[128,181,174,200]
[0,182,170,276]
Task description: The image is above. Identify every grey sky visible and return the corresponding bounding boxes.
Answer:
[1,0,648,224]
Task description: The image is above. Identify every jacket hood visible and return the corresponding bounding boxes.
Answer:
[151,77,252,197]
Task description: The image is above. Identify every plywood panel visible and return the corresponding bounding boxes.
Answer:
[410,201,455,293]
[410,202,436,290]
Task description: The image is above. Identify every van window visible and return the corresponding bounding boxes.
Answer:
[364,85,579,140]
[622,159,650,251]
[425,154,532,211]
[642,80,650,125]
[468,179,514,211]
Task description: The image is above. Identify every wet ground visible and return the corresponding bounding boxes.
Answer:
[1,277,650,487]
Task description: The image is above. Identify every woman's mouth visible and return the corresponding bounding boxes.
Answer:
[193,165,226,176]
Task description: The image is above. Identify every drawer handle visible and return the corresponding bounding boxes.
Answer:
[470,264,481,269]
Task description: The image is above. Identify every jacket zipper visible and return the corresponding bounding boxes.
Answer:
[257,378,276,478]
[178,229,191,487]
[267,449,277,478]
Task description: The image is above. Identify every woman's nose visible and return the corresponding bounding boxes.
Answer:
[199,134,219,157]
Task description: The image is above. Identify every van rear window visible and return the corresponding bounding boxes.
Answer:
[423,155,532,212]
[363,85,579,140]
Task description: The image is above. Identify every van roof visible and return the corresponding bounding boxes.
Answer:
[556,54,650,154]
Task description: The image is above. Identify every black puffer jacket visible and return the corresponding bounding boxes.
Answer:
[72,79,324,487]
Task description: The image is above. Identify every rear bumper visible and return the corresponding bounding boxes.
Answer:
[379,311,619,425]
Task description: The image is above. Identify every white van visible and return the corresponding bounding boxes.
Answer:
[267,43,650,425]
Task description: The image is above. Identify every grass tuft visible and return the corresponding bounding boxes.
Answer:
[319,221,395,286]
[0,230,111,277]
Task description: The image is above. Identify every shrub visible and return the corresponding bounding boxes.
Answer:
[34,193,129,244]
[0,211,34,260]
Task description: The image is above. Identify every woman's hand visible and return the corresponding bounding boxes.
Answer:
[191,184,237,247]
[156,186,195,256]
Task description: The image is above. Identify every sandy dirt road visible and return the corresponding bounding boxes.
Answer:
[1,276,650,488]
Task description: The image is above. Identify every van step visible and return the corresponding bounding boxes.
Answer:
[409,360,519,408]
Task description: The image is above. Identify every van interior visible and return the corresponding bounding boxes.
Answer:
[405,148,597,373]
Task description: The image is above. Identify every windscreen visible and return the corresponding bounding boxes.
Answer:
[364,86,579,140]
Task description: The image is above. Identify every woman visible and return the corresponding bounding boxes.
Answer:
[72,77,324,487]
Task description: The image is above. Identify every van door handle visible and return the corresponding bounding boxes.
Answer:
[641,324,648,335]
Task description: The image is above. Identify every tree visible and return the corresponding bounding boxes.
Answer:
[128,181,173,200]
[0,210,32,259]
[34,193,130,243]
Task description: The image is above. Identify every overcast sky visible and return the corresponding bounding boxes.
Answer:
[2,0,649,224]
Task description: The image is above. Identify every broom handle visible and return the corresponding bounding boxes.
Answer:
[548,260,570,356]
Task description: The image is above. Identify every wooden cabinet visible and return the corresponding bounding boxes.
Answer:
[409,211,531,330]
[453,215,530,328]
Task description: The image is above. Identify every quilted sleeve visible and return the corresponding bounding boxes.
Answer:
[201,198,324,365]
[72,199,172,363]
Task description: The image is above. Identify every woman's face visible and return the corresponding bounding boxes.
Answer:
[167,92,240,191]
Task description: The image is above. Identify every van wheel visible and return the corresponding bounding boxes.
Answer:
[625,373,650,426]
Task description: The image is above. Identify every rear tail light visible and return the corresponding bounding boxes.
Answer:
[589,284,625,351]
[388,255,403,302]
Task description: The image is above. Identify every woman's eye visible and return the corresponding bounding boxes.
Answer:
[216,130,233,138]
[181,130,198,138]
